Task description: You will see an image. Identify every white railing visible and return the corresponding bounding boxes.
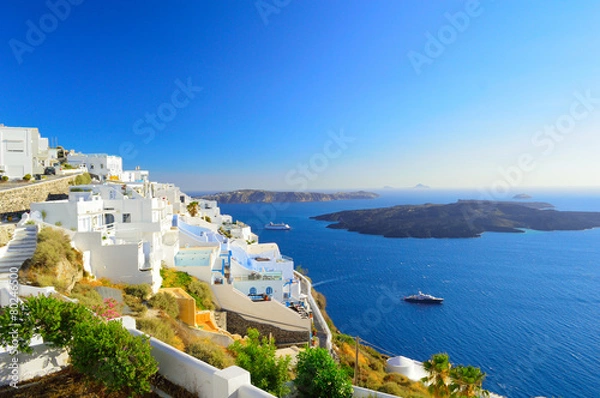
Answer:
[294,271,332,352]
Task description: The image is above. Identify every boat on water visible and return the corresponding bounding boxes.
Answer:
[264,222,291,230]
[403,291,444,304]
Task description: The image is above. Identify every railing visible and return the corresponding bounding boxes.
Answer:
[232,272,282,282]
[294,271,332,352]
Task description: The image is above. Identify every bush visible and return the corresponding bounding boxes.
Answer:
[294,347,353,398]
[19,228,83,291]
[136,318,184,350]
[125,284,152,300]
[93,297,122,320]
[187,279,215,310]
[124,294,148,317]
[149,292,179,318]
[74,172,92,185]
[186,339,235,369]
[1,175,8,182]
[70,283,104,309]
[71,319,158,396]
[230,328,291,397]
[0,295,92,353]
[160,267,215,310]
[23,174,32,181]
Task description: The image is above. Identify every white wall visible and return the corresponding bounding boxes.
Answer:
[0,126,40,178]
[73,232,159,289]
[127,328,276,398]
[352,386,399,398]
[0,343,69,387]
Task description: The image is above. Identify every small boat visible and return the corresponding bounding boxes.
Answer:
[264,222,291,230]
[404,291,443,304]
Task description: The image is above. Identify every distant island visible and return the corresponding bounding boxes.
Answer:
[200,189,379,204]
[413,183,430,189]
[513,193,532,199]
[312,200,600,238]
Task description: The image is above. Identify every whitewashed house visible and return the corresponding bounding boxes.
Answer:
[175,215,303,306]
[31,182,179,292]
[67,152,122,182]
[0,124,55,178]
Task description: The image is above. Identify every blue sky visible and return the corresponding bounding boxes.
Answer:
[2,1,600,192]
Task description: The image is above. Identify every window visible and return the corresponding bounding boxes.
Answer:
[249,287,257,295]
[90,164,94,169]
[122,213,131,223]
[105,214,115,224]
[266,287,273,296]
[6,140,24,152]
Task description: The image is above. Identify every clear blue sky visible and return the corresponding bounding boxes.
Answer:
[2,1,600,192]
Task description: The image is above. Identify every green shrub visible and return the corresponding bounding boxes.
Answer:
[136,318,177,345]
[187,279,215,310]
[70,283,104,309]
[125,284,152,300]
[186,340,235,369]
[124,294,148,317]
[230,328,291,397]
[74,172,92,185]
[23,174,32,181]
[0,295,94,354]
[294,347,353,398]
[71,319,158,396]
[1,176,8,182]
[149,292,179,318]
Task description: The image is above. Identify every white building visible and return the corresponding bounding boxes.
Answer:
[0,125,54,178]
[175,216,302,306]
[121,167,149,184]
[67,152,122,182]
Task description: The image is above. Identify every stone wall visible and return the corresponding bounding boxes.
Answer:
[0,176,78,218]
[225,311,310,346]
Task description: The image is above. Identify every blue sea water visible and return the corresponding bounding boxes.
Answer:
[211,189,600,398]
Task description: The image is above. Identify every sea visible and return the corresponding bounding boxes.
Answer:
[191,188,600,398]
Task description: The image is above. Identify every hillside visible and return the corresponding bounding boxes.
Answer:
[200,189,379,203]
[312,200,600,238]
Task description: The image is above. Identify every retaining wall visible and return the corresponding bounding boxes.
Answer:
[0,176,79,217]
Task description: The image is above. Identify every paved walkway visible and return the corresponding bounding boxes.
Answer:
[0,225,37,285]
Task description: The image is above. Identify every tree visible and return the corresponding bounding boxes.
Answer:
[229,328,291,397]
[422,353,452,398]
[449,365,488,398]
[187,201,199,217]
[294,347,353,398]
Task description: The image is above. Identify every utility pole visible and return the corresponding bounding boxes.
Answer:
[354,336,360,385]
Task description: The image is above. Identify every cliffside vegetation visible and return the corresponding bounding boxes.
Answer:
[311,288,432,397]
[159,267,215,310]
[19,227,83,292]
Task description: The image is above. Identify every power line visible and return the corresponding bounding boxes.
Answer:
[358,337,398,358]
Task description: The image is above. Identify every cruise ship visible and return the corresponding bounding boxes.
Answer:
[264,222,291,230]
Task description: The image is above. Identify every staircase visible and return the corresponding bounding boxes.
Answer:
[0,225,38,285]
